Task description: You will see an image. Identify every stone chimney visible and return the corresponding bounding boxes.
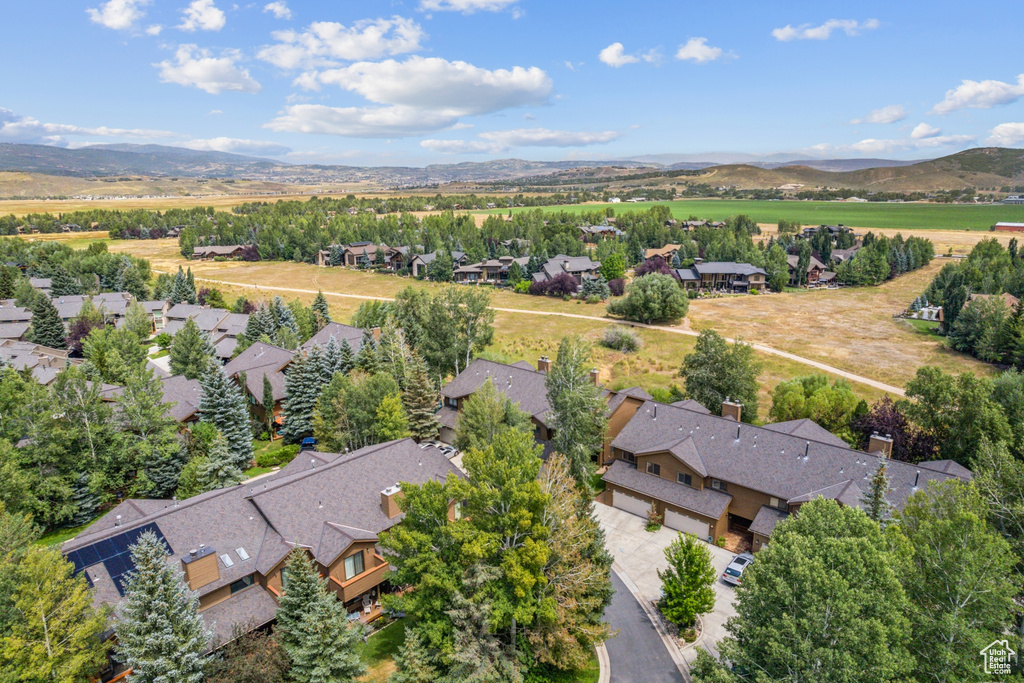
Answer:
[868,433,894,458]
[589,368,600,385]
[371,326,381,343]
[537,356,552,373]
[381,484,403,519]
[721,398,742,422]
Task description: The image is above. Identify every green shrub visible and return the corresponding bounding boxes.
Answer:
[513,281,531,294]
[256,443,300,468]
[601,326,643,353]
[716,536,727,548]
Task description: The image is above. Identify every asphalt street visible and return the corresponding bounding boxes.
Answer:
[604,572,684,683]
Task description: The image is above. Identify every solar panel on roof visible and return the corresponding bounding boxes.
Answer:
[65,522,172,597]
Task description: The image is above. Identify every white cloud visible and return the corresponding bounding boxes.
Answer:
[178,0,226,32]
[931,74,1024,114]
[850,104,907,124]
[207,109,224,115]
[772,18,879,41]
[809,133,974,156]
[599,42,639,68]
[145,24,162,35]
[86,0,150,31]
[263,1,292,20]
[675,37,726,63]
[0,108,174,146]
[421,127,621,154]
[307,57,552,114]
[419,0,518,14]
[257,17,424,69]
[181,137,291,156]
[987,123,1024,147]
[910,123,941,139]
[156,45,261,94]
[266,104,459,138]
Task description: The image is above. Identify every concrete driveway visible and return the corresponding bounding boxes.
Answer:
[596,503,739,661]
[605,572,684,683]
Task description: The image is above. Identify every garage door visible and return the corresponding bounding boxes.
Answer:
[612,490,651,518]
[664,509,708,538]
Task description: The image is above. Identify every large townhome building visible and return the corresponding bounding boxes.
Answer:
[222,342,295,436]
[454,256,530,284]
[672,262,768,293]
[408,250,468,278]
[51,292,135,327]
[192,245,246,260]
[0,339,73,384]
[787,254,834,287]
[531,255,602,286]
[29,277,52,296]
[600,398,970,552]
[0,301,33,341]
[164,304,250,360]
[62,439,462,668]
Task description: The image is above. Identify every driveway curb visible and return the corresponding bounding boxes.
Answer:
[612,562,691,682]
[596,643,611,683]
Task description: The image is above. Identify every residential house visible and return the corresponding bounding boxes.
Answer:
[0,301,33,325]
[969,292,1020,309]
[28,278,52,296]
[672,262,767,292]
[51,293,135,328]
[830,246,860,266]
[192,245,245,260]
[531,255,602,286]
[644,244,682,262]
[139,300,170,331]
[300,322,365,354]
[799,224,853,240]
[580,225,624,241]
[62,439,462,659]
[454,256,530,284]
[787,254,831,287]
[156,375,203,425]
[0,340,74,385]
[164,304,249,360]
[383,246,411,271]
[600,398,969,551]
[409,251,467,278]
[0,322,30,341]
[343,242,389,268]
[222,342,295,435]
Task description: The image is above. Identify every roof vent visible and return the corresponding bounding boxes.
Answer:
[115,514,122,527]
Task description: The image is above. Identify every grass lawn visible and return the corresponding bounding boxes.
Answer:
[476,198,1024,231]
[243,465,276,479]
[356,619,407,683]
[35,520,97,547]
[149,349,169,359]
[899,318,943,337]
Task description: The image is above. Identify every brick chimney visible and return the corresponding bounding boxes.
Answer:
[589,368,600,385]
[868,433,894,458]
[381,484,403,519]
[721,397,742,422]
[537,356,552,373]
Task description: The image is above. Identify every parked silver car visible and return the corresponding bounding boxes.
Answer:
[721,552,754,586]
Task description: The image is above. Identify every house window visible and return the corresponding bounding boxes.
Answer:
[770,496,786,510]
[646,462,661,476]
[453,502,463,520]
[280,567,290,590]
[344,552,365,581]
[229,575,254,594]
[621,451,635,464]
[677,473,692,487]
[711,479,728,492]
[446,397,458,408]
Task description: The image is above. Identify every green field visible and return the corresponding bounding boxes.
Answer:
[478,199,1024,231]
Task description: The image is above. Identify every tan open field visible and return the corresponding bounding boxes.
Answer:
[755,223,1012,255]
[100,238,992,415]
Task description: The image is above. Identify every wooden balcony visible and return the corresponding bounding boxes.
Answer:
[330,554,389,603]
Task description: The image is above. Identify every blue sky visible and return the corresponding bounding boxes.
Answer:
[2,0,1023,166]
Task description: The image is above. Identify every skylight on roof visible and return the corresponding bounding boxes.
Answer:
[236,547,250,561]
[220,553,235,568]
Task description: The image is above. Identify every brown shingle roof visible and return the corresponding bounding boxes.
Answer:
[603,460,732,520]
[441,358,551,426]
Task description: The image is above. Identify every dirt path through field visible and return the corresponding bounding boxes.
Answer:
[180,272,906,396]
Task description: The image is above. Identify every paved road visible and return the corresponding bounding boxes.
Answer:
[183,273,905,396]
[605,572,684,683]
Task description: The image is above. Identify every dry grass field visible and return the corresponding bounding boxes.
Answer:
[102,238,985,415]
[756,223,1013,256]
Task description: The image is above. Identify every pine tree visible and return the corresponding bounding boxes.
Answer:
[1,547,109,682]
[390,629,438,683]
[375,394,411,442]
[68,472,100,526]
[402,354,440,442]
[28,295,66,349]
[320,336,343,378]
[861,461,893,525]
[270,296,298,339]
[278,349,324,444]
[198,367,254,470]
[0,265,17,299]
[115,532,209,683]
[169,318,216,379]
[441,591,520,683]
[277,549,366,683]
[50,266,82,296]
[546,336,607,488]
[338,338,355,374]
[355,329,380,374]
[313,290,331,330]
[169,267,197,305]
[262,374,276,436]
[197,433,244,492]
